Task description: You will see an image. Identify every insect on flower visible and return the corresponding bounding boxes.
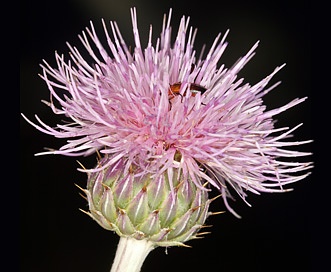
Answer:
[168,82,207,100]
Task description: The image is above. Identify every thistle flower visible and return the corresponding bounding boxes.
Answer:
[22,7,312,272]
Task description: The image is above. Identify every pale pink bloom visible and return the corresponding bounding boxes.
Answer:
[22,8,312,217]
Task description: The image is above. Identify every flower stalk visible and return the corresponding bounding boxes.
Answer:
[110,237,154,272]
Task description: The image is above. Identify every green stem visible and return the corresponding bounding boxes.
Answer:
[110,237,155,272]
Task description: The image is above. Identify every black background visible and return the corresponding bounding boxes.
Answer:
[20,1,322,271]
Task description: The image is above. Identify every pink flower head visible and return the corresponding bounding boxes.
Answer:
[22,8,312,217]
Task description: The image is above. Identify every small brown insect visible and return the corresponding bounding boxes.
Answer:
[168,82,207,99]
